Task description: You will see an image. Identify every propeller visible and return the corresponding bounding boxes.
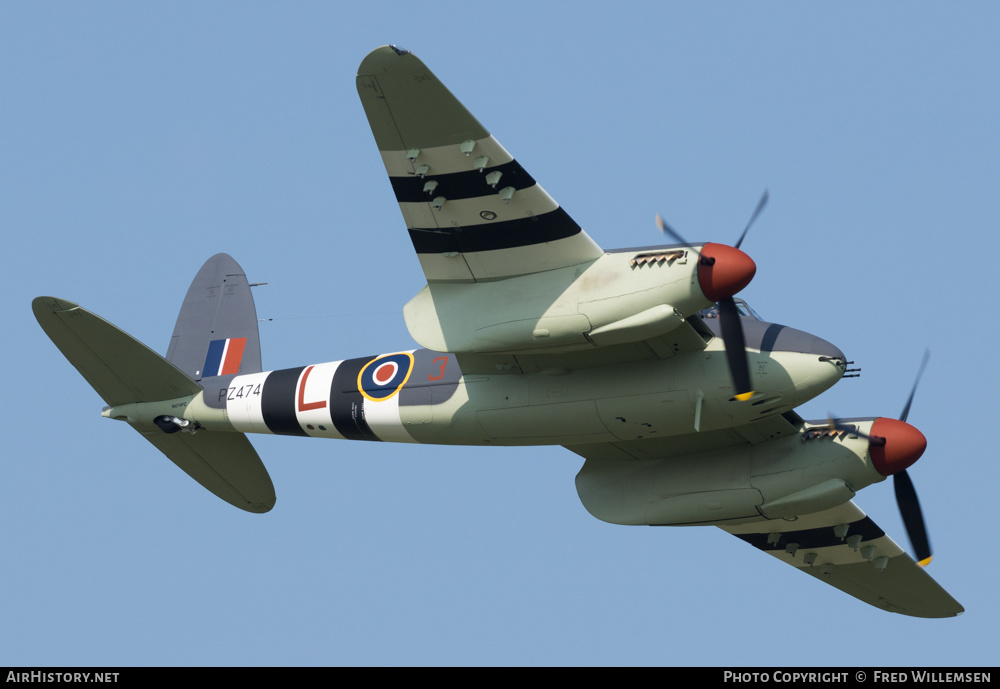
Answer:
[656,213,698,253]
[656,190,768,401]
[899,349,929,426]
[717,296,753,401]
[735,189,769,250]
[828,350,933,566]
[894,350,932,566]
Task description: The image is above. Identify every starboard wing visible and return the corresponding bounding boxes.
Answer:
[720,502,963,618]
[356,45,603,283]
[567,415,962,617]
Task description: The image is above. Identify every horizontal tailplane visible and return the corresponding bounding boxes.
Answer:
[32,296,275,513]
[138,429,274,513]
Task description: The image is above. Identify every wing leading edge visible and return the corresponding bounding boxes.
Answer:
[356,45,603,282]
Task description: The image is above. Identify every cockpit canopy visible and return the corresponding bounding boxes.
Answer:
[698,298,762,321]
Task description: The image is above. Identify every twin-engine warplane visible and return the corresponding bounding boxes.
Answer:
[33,45,962,618]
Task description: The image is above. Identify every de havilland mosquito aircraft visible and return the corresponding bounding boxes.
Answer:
[33,45,962,618]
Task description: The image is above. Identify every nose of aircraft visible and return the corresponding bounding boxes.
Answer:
[697,243,757,302]
[739,320,846,363]
[869,417,927,476]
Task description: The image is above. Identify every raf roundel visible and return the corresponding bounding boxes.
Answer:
[373,360,398,385]
[357,352,414,402]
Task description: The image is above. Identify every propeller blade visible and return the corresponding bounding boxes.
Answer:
[656,213,706,261]
[895,349,932,565]
[734,189,769,250]
[894,469,933,566]
[899,349,930,423]
[717,296,753,401]
[656,213,689,245]
[825,414,875,440]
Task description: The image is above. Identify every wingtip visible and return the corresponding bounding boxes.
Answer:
[33,295,76,309]
[32,296,81,320]
[358,44,415,75]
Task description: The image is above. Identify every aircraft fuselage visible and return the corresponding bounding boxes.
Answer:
[107,336,846,448]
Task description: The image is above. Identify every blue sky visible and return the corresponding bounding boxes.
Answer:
[3,2,998,666]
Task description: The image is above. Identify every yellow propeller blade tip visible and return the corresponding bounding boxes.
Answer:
[918,556,933,567]
[735,391,754,402]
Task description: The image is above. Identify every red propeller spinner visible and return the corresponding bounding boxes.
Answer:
[696,243,757,302]
[869,417,927,477]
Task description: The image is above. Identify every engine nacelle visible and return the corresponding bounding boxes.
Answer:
[574,419,892,526]
[404,248,707,354]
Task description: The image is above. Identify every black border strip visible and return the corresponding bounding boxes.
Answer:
[408,207,581,254]
[390,160,536,203]
[261,366,309,437]
[735,517,885,551]
[330,357,381,442]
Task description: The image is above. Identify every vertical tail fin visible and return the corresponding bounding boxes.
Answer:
[165,253,263,381]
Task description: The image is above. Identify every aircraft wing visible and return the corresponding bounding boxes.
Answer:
[567,415,963,618]
[720,502,964,618]
[356,46,603,282]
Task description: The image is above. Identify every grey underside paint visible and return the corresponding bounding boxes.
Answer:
[703,317,844,359]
